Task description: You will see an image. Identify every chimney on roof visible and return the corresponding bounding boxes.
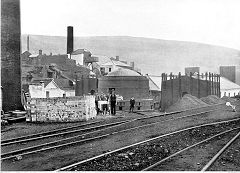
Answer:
[39,50,42,55]
[39,81,45,88]
[116,56,119,61]
[67,26,74,54]
[50,52,52,56]
[130,61,135,69]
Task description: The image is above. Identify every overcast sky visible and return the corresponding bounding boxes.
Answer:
[21,0,240,50]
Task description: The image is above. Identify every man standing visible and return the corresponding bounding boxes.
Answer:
[129,97,135,113]
[109,90,116,115]
[95,93,100,115]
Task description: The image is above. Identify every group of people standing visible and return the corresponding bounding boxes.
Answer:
[95,90,117,115]
[95,90,136,115]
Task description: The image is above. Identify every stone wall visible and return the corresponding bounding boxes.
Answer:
[26,96,96,122]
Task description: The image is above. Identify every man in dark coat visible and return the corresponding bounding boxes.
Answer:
[109,90,116,115]
[95,93,100,115]
[129,97,135,113]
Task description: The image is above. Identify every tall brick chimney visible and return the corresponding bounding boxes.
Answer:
[67,26,74,54]
[1,0,23,111]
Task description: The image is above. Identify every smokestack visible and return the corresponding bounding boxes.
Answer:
[27,35,30,52]
[1,0,23,111]
[67,26,74,54]
[116,56,119,61]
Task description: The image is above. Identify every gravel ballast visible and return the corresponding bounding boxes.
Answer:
[66,120,240,171]
[209,136,240,171]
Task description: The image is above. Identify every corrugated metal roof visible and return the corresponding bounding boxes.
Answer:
[106,67,141,76]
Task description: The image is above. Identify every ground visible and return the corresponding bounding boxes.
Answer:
[1,101,240,171]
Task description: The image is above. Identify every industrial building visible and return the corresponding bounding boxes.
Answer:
[185,67,200,76]
[100,56,140,75]
[220,66,240,86]
[161,72,220,111]
[98,67,149,100]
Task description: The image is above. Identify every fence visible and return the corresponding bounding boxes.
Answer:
[116,99,154,111]
[161,72,220,111]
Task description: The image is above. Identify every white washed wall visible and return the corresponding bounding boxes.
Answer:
[26,95,96,122]
[71,54,84,65]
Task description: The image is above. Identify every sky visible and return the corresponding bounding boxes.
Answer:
[21,0,240,50]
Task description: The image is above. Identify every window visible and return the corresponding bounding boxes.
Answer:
[46,91,50,98]
[69,81,73,86]
[47,72,53,78]
[109,68,111,72]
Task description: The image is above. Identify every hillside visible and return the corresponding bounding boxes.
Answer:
[21,35,240,75]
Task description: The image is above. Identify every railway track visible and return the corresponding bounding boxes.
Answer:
[1,119,131,146]
[201,131,240,171]
[54,118,240,171]
[1,108,220,161]
[2,102,226,147]
[206,132,240,171]
[2,102,226,146]
[143,128,240,171]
